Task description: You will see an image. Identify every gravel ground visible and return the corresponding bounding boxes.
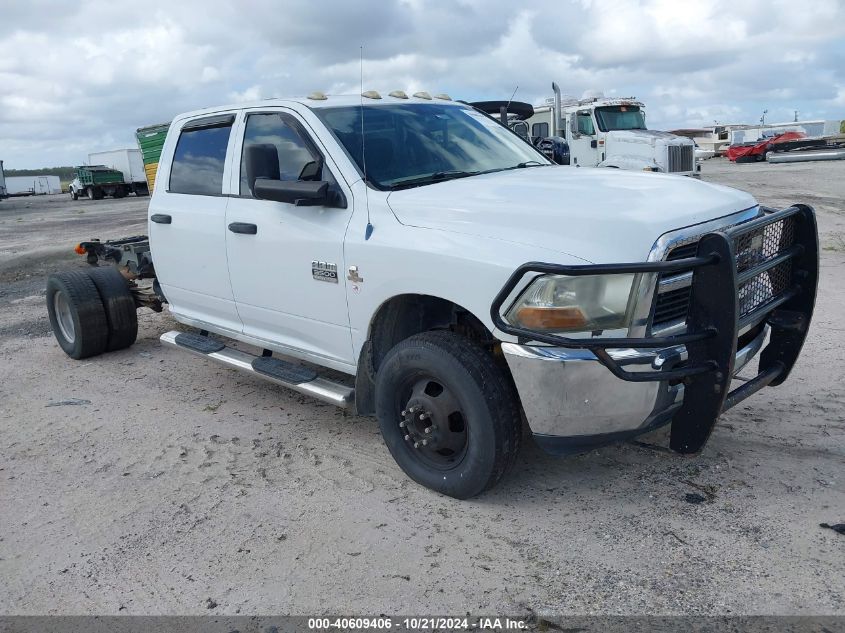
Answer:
[1,160,843,616]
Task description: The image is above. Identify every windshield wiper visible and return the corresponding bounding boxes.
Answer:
[388,170,479,190]
[511,160,546,169]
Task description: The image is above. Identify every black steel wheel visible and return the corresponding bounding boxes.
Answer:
[375,331,522,499]
[395,374,469,469]
[46,271,109,359]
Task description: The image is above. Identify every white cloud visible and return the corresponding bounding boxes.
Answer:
[0,0,843,167]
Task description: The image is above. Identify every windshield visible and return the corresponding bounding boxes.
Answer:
[594,105,646,132]
[315,103,550,190]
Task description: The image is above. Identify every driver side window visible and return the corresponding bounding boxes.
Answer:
[576,111,595,136]
[239,113,322,197]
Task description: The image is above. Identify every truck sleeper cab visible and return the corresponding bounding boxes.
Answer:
[46,93,818,499]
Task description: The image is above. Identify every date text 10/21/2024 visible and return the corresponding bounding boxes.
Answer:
[307,617,528,630]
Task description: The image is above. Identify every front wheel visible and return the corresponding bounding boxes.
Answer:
[375,331,522,499]
[70,188,78,201]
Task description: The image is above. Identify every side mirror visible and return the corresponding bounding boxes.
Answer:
[569,115,579,139]
[254,179,329,206]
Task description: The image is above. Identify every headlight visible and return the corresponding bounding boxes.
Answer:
[505,273,638,333]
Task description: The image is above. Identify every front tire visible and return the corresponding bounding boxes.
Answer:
[70,188,78,201]
[46,271,109,359]
[375,331,522,499]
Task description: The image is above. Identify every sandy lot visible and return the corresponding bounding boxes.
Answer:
[1,160,843,617]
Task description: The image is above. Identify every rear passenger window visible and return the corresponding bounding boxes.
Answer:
[239,113,320,196]
[169,119,233,195]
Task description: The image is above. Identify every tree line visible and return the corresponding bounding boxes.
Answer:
[4,167,77,180]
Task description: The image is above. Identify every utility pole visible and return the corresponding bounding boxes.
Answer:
[760,109,768,126]
[794,110,798,122]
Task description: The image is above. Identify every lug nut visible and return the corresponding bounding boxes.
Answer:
[421,439,428,446]
[399,421,406,428]
[401,409,407,416]
[424,426,432,434]
[413,441,420,449]
[420,412,430,420]
[404,434,411,441]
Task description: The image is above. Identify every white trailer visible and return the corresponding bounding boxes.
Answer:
[87,149,149,196]
[5,175,62,196]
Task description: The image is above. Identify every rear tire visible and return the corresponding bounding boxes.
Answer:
[375,331,522,499]
[85,266,138,351]
[46,271,109,359]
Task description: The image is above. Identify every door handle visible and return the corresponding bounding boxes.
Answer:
[151,214,172,224]
[228,222,258,235]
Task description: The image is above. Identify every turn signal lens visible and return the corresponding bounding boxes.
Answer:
[514,306,588,330]
[74,244,86,255]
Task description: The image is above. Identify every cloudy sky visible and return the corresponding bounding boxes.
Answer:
[1,0,844,168]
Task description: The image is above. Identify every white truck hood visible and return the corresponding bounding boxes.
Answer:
[386,167,757,263]
[605,129,691,147]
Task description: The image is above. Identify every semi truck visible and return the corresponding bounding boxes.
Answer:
[88,149,149,196]
[46,93,817,498]
[524,83,700,176]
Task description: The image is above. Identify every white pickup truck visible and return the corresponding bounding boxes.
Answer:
[47,93,818,499]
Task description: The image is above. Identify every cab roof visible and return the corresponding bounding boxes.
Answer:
[175,93,463,122]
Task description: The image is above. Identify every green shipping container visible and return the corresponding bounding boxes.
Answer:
[135,122,170,193]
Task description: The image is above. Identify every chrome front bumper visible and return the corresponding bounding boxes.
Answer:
[502,325,768,446]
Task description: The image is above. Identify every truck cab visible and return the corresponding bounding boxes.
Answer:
[47,92,818,499]
[526,85,700,176]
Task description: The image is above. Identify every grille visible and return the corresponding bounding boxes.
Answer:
[735,215,796,318]
[667,145,694,173]
[651,215,797,329]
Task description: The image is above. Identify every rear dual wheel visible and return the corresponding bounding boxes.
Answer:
[46,267,138,359]
[375,331,522,499]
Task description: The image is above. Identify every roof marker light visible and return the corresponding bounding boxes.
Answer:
[413,91,432,100]
[307,91,328,100]
[362,90,382,99]
[434,93,452,101]
[388,90,408,99]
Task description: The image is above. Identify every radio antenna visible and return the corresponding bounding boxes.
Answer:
[360,46,373,240]
[505,85,519,111]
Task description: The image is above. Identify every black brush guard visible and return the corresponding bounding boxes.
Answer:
[490,205,818,453]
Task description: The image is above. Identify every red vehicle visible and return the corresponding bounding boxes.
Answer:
[726,131,806,163]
